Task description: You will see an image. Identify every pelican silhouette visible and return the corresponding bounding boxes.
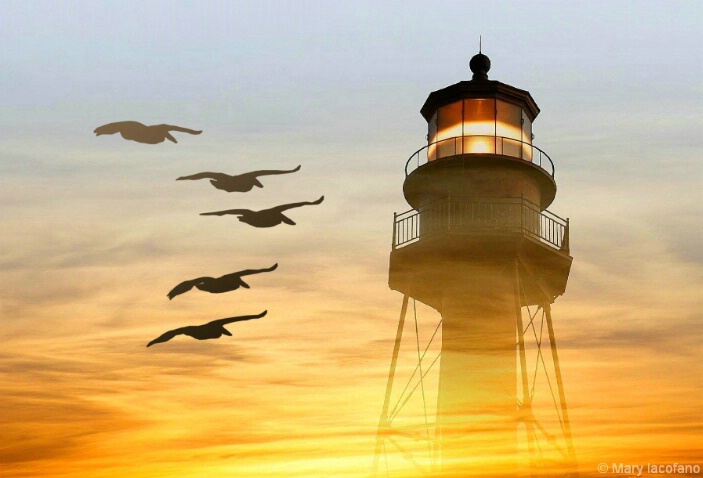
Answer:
[177,165,301,192]
[200,196,324,228]
[167,263,278,300]
[146,310,267,347]
[94,121,202,144]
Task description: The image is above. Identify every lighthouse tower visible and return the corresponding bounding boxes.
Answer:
[374,53,576,477]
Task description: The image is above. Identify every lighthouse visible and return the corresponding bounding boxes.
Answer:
[375,52,576,477]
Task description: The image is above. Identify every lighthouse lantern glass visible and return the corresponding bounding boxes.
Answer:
[427,111,438,161]
[496,100,522,157]
[462,99,495,155]
[437,101,463,158]
[521,109,533,160]
[427,98,534,162]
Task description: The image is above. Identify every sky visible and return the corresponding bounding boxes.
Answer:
[1,1,701,477]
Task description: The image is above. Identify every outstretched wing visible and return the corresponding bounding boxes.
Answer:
[167,277,210,300]
[146,327,189,347]
[233,263,278,278]
[159,124,203,135]
[94,121,144,135]
[241,165,302,179]
[269,195,324,214]
[200,209,251,216]
[177,172,233,181]
[207,310,268,328]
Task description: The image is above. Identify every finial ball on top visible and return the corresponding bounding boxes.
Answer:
[469,52,491,80]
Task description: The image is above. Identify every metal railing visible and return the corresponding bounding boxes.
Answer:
[393,196,569,253]
[405,135,555,177]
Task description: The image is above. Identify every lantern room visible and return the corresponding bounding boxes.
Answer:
[403,52,557,211]
[422,53,540,162]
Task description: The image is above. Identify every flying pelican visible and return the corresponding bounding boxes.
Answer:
[200,196,324,228]
[94,121,202,144]
[146,310,267,347]
[177,165,301,192]
[167,263,278,300]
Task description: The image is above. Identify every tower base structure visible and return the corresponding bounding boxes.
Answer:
[373,218,576,477]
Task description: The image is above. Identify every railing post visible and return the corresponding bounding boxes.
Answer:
[520,137,523,159]
[392,212,397,250]
[561,218,570,254]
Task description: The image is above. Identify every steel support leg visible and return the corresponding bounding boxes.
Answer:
[544,303,578,476]
[373,294,410,476]
[514,260,537,473]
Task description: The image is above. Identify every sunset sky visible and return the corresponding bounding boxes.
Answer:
[1,1,701,477]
